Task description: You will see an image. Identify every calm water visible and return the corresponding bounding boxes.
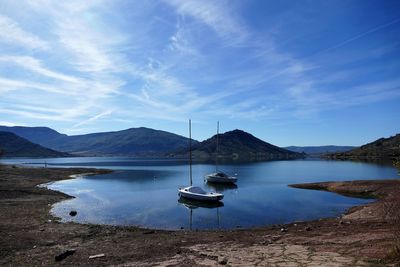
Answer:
[2,157,398,230]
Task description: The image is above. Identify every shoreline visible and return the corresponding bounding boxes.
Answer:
[1,164,399,266]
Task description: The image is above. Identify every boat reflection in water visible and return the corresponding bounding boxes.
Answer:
[178,198,223,230]
[206,182,238,193]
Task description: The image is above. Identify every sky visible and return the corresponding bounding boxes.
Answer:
[0,0,399,146]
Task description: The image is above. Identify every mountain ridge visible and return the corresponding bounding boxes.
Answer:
[0,125,197,157]
[285,145,356,155]
[0,131,70,158]
[173,129,304,161]
[326,134,400,160]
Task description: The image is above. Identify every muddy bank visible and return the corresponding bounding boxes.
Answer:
[1,164,399,266]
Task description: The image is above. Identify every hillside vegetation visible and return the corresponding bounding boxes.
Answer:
[285,145,356,155]
[326,134,400,161]
[0,126,195,156]
[0,131,69,158]
[179,129,304,161]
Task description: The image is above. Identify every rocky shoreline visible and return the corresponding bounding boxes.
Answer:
[1,164,399,266]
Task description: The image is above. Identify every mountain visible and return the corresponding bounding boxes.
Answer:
[0,131,70,158]
[0,126,196,156]
[326,134,400,160]
[285,146,356,155]
[0,126,67,145]
[178,129,304,161]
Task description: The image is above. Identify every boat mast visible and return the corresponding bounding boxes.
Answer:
[216,121,219,172]
[189,119,192,186]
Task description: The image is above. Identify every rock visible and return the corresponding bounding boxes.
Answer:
[339,220,344,225]
[89,253,105,259]
[305,226,312,231]
[143,230,155,235]
[55,249,76,261]
[69,210,77,216]
[271,236,281,241]
[45,241,56,246]
[280,228,287,233]
[218,256,228,265]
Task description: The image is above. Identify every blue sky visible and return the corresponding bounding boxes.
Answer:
[0,0,399,146]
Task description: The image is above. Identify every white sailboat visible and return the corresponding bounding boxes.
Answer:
[178,120,224,202]
[205,121,238,184]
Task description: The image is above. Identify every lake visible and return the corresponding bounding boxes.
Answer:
[1,157,398,230]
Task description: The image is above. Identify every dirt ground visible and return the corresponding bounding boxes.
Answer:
[0,164,399,266]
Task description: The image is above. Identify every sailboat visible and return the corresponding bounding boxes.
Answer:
[205,121,238,184]
[178,120,224,202]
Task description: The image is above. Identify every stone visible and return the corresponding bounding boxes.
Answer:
[218,256,228,265]
[305,226,312,231]
[280,228,287,233]
[69,210,77,216]
[55,249,76,261]
[89,253,105,259]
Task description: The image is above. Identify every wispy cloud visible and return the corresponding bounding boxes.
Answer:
[318,17,400,54]
[0,77,73,95]
[0,1,399,141]
[0,121,25,127]
[164,0,247,43]
[73,110,113,128]
[0,56,82,83]
[0,14,48,50]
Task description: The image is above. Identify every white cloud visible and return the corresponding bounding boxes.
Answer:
[0,77,74,95]
[0,14,48,50]
[164,0,247,43]
[0,56,82,83]
[73,110,113,128]
[0,121,25,127]
[168,21,198,56]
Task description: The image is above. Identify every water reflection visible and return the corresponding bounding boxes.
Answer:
[178,197,223,230]
[178,197,224,209]
[205,182,238,192]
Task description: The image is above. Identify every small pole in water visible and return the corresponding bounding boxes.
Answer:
[44,161,47,168]
[189,119,192,186]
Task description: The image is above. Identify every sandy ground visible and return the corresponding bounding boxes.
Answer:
[0,164,399,266]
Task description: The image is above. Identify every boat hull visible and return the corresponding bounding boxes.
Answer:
[205,175,237,184]
[178,188,224,202]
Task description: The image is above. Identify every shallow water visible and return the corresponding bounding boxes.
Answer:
[2,157,398,230]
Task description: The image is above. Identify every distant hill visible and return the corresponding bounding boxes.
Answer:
[0,131,70,158]
[0,126,67,145]
[285,146,356,155]
[326,134,400,160]
[0,126,197,156]
[174,129,304,161]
